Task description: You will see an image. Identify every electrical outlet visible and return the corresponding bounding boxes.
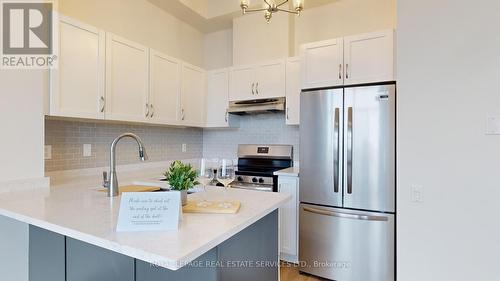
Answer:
[83,144,92,157]
[411,185,424,203]
[182,144,187,153]
[44,145,52,160]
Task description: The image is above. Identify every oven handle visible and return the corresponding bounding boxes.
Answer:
[230,184,273,192]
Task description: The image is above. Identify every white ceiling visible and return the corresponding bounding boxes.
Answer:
[147,0,338,33]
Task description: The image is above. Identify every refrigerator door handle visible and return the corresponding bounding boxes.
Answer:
[303,206,388,222]
[334,108,340,193]
[347,106,353,194]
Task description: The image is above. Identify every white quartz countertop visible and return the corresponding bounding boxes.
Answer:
[274,167,300,177]
[0,172,290,271]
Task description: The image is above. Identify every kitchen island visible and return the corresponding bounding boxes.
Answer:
[0,173,290,281]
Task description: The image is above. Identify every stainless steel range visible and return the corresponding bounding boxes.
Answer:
[231,144,293,192]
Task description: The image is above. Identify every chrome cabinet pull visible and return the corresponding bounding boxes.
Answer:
[225,110,228,123]
[150,104,154,118]
[334,108,340,193]
[345,63,349,79]
[145,103,150,117]
[256,82,259,95]
[286,107,290,120]
[181,109,185,120]
[251,83,255,95]
[303,207,388,222]
[338,64,342,80]
[347,107,353,194]
[99,96,105,113]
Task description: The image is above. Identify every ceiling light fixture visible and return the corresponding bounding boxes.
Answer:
[240,0,304,23]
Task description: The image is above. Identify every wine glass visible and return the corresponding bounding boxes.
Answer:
[197,159,214,200]
[217,159,236,189]
[217,159,235,208]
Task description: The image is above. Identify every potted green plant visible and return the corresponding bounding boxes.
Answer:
[163,160,199,206]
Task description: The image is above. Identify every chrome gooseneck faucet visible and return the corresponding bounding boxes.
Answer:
[104,133,147,197]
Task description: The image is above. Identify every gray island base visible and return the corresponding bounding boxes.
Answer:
[29,211,278,281]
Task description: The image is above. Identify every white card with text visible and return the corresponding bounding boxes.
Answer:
[116,192,180,232]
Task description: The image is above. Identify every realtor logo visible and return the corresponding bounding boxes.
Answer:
[1,0,58,69]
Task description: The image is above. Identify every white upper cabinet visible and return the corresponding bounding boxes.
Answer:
[285,57,301,125]
[344,30,394,85]
[301,29,395,89]
[181,63,206,127]
[229,59,286,101]
[206,68,231,128]
[149,50,181,125]
[254,59,286,99]
[105,33,149,123]
[50,17,105,119]
[300,38,344,90]
[229,65,255,101]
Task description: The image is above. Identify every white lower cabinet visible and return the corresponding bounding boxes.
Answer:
[278,176,299,263]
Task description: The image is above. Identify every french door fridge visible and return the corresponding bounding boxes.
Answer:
[299,83,395,281]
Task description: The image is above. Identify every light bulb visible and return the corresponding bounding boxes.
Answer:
[293,0,304,11]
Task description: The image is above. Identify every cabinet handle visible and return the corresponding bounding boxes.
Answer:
[181,109,185,120]
[145,103,150,117]
[338,64,342,80]
[99,96,105,113]
[345,64,349,79]
[251,83,255,95]
[286,107,290,120]
[225,110,228,123]
[256,82,259,95]
[150,104,154,118]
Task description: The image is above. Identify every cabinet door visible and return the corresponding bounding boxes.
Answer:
[300,38,344,89]
[285,57,301,125]
[181,63,206,126]
[255,59,286,99]
[279,176,299,263]
[105,33,149,122]
[344,30,394,85]
[149,50,181,125]
[50,17,105,119]
[206,68,230,127]
[229,65,255,101]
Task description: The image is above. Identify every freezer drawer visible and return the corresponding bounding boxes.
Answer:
[299,204,394,281]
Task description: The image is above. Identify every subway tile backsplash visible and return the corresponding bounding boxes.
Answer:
[203,114,300,161]
[44,119,203,172]
[44,114,299,172]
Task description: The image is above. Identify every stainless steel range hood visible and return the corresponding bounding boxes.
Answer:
[227,97,286,115]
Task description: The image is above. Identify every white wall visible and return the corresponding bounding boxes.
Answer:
[204,29,233,70]
[0,69,46,281]
[59,0,205,67]
[397,0,500,280]
[233,12,290,65]
[0,70,46,182]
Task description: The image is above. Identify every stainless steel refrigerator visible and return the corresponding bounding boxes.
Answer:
[299,83,395,281]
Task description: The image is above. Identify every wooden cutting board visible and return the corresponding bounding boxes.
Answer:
[183,200,241,214]
[97,185,161,195]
